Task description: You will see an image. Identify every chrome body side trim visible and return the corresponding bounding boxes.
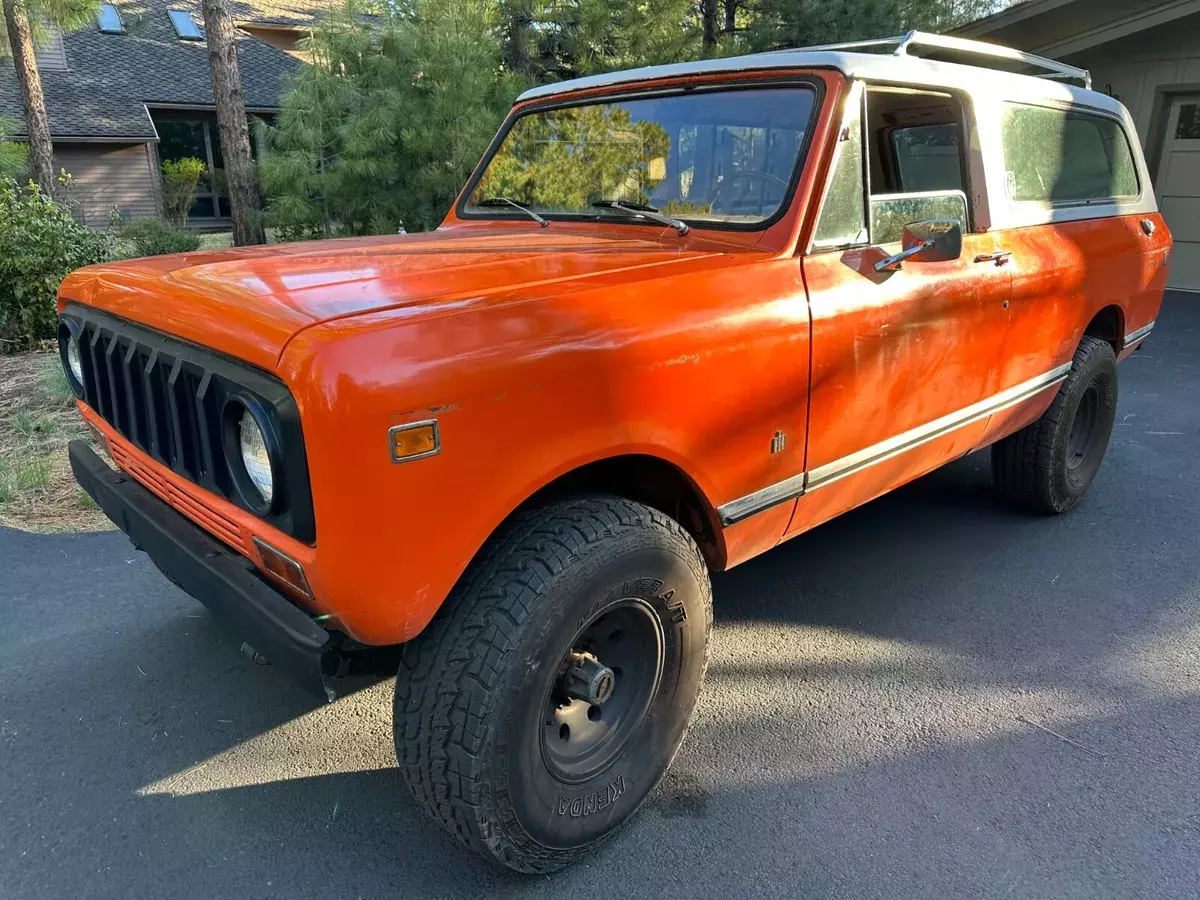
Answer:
[1123,320,1155,348]
[715,363,1071,525]
[806,363,1071,491]
[717,471,808,526]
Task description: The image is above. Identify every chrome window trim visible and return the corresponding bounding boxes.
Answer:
[1123,320,1155,348]
[716,363,1071,525]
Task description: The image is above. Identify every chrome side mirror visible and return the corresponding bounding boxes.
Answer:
[874,219,963,273]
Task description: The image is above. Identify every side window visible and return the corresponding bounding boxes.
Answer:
[812,84,868,249]
[1001,104,1140,205]
[867,87,970,244]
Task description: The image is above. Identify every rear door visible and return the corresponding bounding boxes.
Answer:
[787,82,1012,538]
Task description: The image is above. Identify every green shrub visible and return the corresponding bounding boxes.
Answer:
[0,179,114,352]
[120,218,202,257]
[161,157,208,227]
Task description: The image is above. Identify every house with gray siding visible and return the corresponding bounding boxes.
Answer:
[0,0,327,228]
[954,0,1200,292]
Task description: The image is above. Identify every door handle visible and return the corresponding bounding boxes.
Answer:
[974,250,1012,265]
[874,240,934,273]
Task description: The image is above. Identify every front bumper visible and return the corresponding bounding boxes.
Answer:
[69,440,336,700]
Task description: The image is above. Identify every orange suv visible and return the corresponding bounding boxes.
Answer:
[61,32,1171,872]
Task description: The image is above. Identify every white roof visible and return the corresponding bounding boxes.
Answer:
[516,47,1125,118]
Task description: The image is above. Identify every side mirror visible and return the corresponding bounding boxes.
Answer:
[874,219,963,272]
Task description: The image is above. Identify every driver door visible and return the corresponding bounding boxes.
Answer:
[785,82,1012,538]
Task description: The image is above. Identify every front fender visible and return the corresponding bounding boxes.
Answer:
[276,255,809,644]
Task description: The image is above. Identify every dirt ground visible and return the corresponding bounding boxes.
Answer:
[0,349,113,533]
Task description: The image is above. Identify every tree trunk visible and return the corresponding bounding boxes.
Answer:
[701,0,719,48]
[200,0,265,245]
[723,0,737,34]
[2,0,55,192]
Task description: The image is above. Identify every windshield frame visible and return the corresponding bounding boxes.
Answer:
[455,76,825,233]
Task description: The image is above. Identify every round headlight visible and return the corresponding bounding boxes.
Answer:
[238,407,274,504]
[66,334,84,385]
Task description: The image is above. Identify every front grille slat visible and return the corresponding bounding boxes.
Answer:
[103,334,129,436]
[87,327,112,420]
[167,361,201,480]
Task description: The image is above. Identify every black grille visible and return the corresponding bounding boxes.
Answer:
[62,304,315,543]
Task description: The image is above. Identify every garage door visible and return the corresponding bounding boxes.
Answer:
[1157,95,1200,292]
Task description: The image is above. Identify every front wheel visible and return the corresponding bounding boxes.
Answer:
[393,495,712,873]
[991,335,1117,513]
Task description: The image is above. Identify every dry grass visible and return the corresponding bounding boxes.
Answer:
[0,349,114,533]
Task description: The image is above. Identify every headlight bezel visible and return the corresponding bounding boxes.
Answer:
[57,319,86,399]
[222,394,284,516]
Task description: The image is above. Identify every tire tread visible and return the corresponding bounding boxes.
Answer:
[394,494,711,873]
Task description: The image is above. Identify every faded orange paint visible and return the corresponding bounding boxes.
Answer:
[57,68,1171,646]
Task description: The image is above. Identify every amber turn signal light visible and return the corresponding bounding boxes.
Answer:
[252,537,312,598]
[389,420,440,463]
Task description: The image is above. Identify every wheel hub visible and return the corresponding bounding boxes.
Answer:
[561,651,616,705]
[539,599,664,784]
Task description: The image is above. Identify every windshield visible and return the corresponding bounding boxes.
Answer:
[464,85,817,227]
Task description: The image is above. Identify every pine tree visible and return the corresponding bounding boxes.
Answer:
[201,0,266,245]
[744,0,1003,51]
[261,0,520,236]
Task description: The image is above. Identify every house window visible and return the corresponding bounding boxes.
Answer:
[168,9,204,40]
[155,115,230,221]
[97,3,124,33]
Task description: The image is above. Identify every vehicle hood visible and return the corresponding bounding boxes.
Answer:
[59,228,735,371]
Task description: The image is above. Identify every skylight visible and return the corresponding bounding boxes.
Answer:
[168,9,204,41]
[96,3,124,34]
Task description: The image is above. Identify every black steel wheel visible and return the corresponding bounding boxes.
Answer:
[394,495,712,873]
[541,600,664,784]
[992,335,1117,514]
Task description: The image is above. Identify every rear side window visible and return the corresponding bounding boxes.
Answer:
[1001,104,1139,205]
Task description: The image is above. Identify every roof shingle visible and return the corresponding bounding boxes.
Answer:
[0,0,332,139]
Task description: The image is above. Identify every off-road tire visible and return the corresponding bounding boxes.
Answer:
[393,495,712,873]
[991,335,1117,513]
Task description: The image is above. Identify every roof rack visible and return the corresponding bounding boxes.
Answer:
[786,30,1091,90]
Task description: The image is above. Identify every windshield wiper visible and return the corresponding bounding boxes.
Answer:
[591,200,689,235]
[476,197,549,228]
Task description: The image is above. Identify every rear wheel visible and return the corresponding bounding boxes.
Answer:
[991,335,1117,513]
[393,495,712,873]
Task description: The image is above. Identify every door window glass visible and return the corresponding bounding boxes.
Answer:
[867,87,969,243]
[1001,103,1139,204]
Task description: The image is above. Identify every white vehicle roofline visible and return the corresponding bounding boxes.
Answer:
[515,36,1122,118]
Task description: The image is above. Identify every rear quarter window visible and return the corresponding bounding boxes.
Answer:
[1000,103,1139,205]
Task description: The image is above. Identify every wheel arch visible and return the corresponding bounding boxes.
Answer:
[517,453,727,571]
[1083,304,1125,353]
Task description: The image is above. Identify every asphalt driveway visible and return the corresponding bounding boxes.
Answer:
[2,293,1198,899]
